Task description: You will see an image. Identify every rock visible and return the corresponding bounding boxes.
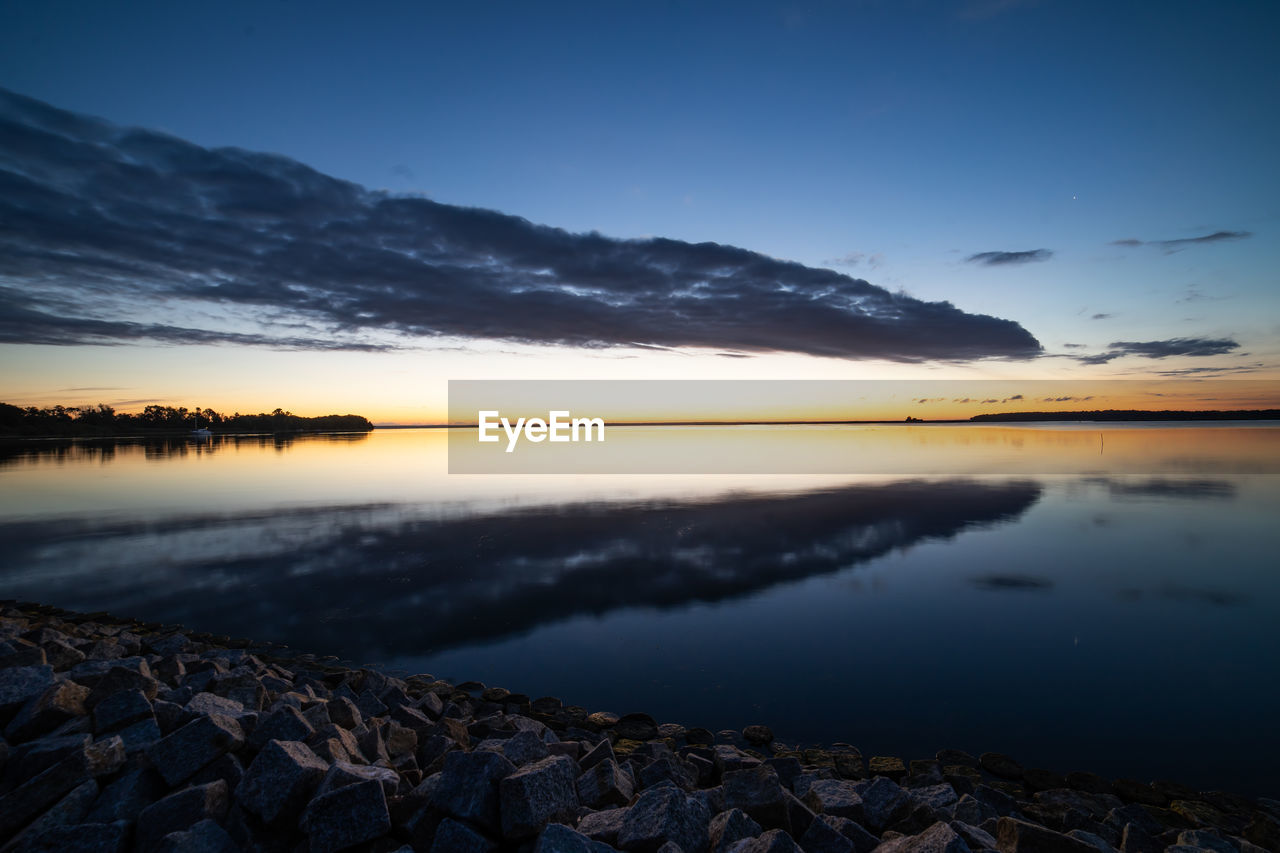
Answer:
[429,748,516,834]
[5,777,99,847]
[315,758,399,798]
[0,735,124,839]
[1063,829,1111,852]
[799,813,880,853]
[147,713,244,786]
[643,756,699,791]
[979,753,1023,780]
[617,713,660,741]
[579,807,629,845]
[534,822,614,853]
[578,757,636,808]
[711,808,764,851]
[911,784,959,813]
[587,711,620,729]
[208,671,266,711]
[744,726,775,746]
[869,757,907,783]
[429,817,498,852]
[497,728,550,766]
[0,665,57,718]
[301,777,391,853]
[859,776,910,831]
[803,779,864,821]
[5,681,90,742]
[997,816,1099,853]
[85,767,166,822]
[246,704,314,751]
[6,821,128,852]
[1243,813,1280,851]
[155,818,239,853]
[618,784,712,853]
[235,738,327,824]
[724,765,791,832]
[1023,768,1069,793]
[727,828,803,852]
[85,665,159,709]
[500,754,580,839]
[1118,822,1162,853]
[117,717,163,754]
[135,780,230,853]
[875,821,971,853]
[42,639,86,671]
[950,820,998,851]
[580,738,617,771]
[972,785,1019,818]
[327,696,362,729]
[91,688,154,733]
[1065,772,1114,796]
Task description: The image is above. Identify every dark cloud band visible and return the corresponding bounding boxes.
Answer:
[0,89,1042,362]
[965,249,1052,266]
[1076,337,1239,365]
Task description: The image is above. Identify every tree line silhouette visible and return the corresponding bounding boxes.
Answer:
[0,403,373,437]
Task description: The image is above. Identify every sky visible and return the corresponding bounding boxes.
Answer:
[1,0,1277,423]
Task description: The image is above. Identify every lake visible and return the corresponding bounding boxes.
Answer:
[1,424,1277,795]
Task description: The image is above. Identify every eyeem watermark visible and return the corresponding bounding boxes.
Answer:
[478,410,606,453]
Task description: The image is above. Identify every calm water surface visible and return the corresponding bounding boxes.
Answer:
[1,425,1277,794]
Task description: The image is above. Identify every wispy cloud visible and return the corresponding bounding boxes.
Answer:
[965,249,1053,266]
[1076,336,1239,365]
[0,89,1043,362]
[824,251,883,270]
[1111,231,1252,254]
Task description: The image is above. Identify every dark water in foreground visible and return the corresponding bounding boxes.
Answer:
[1,425,1277,795]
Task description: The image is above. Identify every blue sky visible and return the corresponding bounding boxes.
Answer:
[1,0,1277,419]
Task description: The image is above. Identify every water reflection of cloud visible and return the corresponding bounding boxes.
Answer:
[1083,476,1237,500]
[0,478,1042,660]
[970,574,1054,591]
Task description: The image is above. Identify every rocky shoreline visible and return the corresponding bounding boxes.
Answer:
[0,601,1276,853]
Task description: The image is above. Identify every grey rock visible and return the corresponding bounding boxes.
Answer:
[2,733,89,784]
[875,821,971,853]
[0,666,56,718]
[534,822,617,853]
[136,780,230,853]
[1065,829,1114,852]
[500,753,580,839]
[5,821,128,853]
[724,765,791,833]
[998,817,1099,853]
[953,795,997,826]
[949,820,997,851]
[0,735,124,839]
[207,672,266,712]
[579,807,628,845]
[327,696,362,730]
[246,705,313,751]
[235,738,327,824]
[315,758,399,798]
[803,814,879,853]
[711,808,763,852]
[803,780,864,821]
[147,713,244,786]
[795,772,839,799]
[498,728,551,765]
[971,785,1019,819]
[301,778,391,853]
[431,817,498,853]
[726,829,803,852]
[183,693,245,720]
[1173,831,1234,853]
[429,748,516,833]
[579,757,636,808]
[42,639,86,671]
[92,688,154,733]
[580,738,617,771]
[155,818,239,853]
[618,784,711,853]
[85,767,167,822]
[85,665,159,709]
[911,785,959,814]
[116,717,163,754]
[642,756,699,791]
[6,681,90,742]
[859,777,909,831]
[1119,823,1162,853]
[5,777,99,848]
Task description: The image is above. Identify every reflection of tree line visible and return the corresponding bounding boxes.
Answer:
[0,430,371,467]
[0,402,373,437]
[0,479,1043,659]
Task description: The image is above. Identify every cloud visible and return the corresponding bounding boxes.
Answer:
[965,249,1052,266]
[970,573,1053,591]
[0,89,1042,362]
[824,251,883,270]
[1111,231,1252,253]
[1076,336,1240,365]
[1091,313,1112,320]
[1041,395,1093,402]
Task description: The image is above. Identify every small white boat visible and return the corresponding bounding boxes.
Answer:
[192,408,212,438]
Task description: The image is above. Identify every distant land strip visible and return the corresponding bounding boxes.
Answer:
[968,409,1280,422]
[0,403,373,437]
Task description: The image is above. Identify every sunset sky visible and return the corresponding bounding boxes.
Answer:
[1,1,1277,423]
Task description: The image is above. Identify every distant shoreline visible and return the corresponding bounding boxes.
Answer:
[376,409,1280,428]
